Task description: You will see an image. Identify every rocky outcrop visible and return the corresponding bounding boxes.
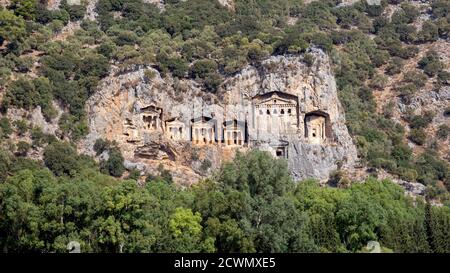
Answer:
[81,48,358,184]
[217,0,235,11]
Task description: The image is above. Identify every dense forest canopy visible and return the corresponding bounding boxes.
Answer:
[0,0,449,252]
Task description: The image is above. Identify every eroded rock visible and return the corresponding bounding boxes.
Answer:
[81,49,358,184]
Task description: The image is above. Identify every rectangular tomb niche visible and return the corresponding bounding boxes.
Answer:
[191,116,217,145]
[165,118,185,141]
[253,91,298,138]
[274,146,288,159]
[304,111,331,144]
[140,105,163,131]
[223,119,247,146]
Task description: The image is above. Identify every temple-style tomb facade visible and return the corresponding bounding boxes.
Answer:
[252,91,298,138]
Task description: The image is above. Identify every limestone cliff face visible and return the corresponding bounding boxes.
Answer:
[81,49,358,184]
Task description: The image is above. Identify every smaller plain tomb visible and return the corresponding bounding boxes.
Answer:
[166,118,185,141]
[275,146,288,159]
[304,111,331,144]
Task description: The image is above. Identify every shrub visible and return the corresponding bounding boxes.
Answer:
[437,71,450,86]
[386,57,404,75]
[369,73,388,90]
[419,21,439,42]
[127,169,141,181]
[437,125,449,139]
[79,54,110,78]
[13,120,28,136]
[94,138,112,156]
[189,59,218,79]
[58,113,89,141]
[61,0,86,21]
[403,70,428,88]
[100,147,125,177]
[0,9,26,46]
[396,24,417,43]
[397,83,417,104]
[43,141,80,176]
[408,128,427,145]
[200,159,212,173]
[203,72,222,93]
[0,117,12,138]
[303,53,314,67]
[4,77,37,109]
[406,111,435,129]
[15,141,31,157]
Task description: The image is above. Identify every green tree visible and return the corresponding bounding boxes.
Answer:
[4,77,37,110]
[419,51,444,77]
[9,0,37,20]
[169,207,214,253]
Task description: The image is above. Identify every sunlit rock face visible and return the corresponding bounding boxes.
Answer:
[81,48,358,185]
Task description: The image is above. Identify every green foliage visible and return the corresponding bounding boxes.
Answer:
[60,0,86,21]
[126,168,141,181]
[15,141,31,157]
[58,113,89,141]
[437,125,449,140]
[9,0,37,20]
[94,138,112,155]
[386,57,404,75]
[3,76,56,120]
[30,126,56,148]
[3,77,37,110]
[406,112,434,129]
[0,117,12,138]
[169,207,214,252]
[409,128,427,146]
[431,0,450,18]
[426,203,450,253]
[96,140,125,178]
[100,147,125,178]
[419,21,439,42]
[0,8,26,45]
[189,59,218,79]
[419,51,444,77]
[13,119,28,136]
[200,159,212,173]
[403,70,428,88]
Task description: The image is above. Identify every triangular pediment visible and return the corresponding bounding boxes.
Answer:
[259,97,295,105]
